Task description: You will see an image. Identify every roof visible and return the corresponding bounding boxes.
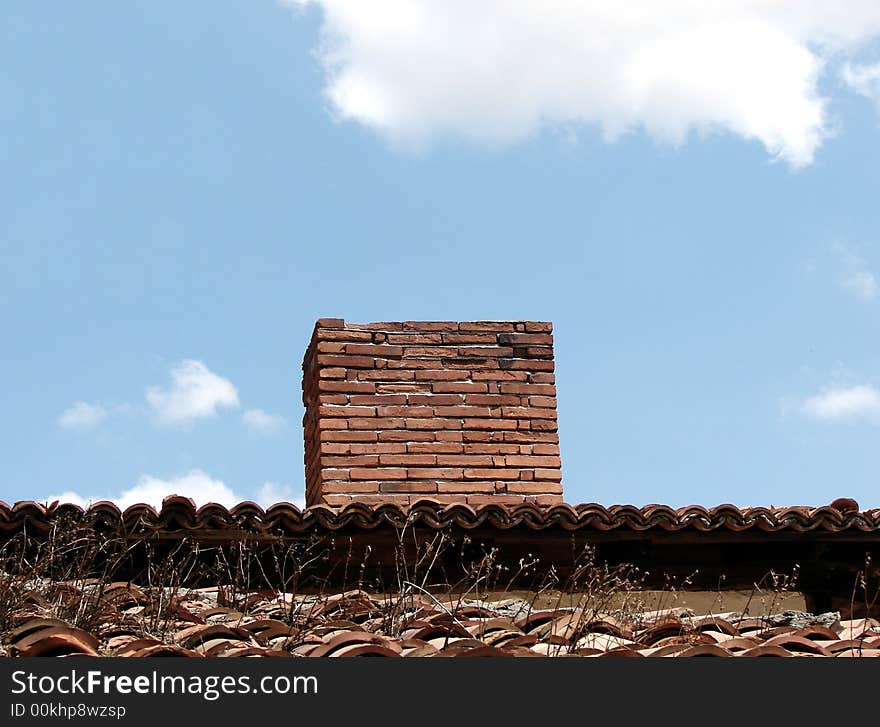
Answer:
[4,583,879,657]
[2,497,877,537]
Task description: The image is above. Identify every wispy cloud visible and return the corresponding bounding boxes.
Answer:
[44,469,241,510]
[57,401,108,430]
[841,270,878,300]
[256,482,305,509]
[833,242,877,301]
[146,360,239,425]
[242,408,288,433]
[801,385,880,422]
[289,2,880,166]
[843,61,880,108]
[42,471,306,510]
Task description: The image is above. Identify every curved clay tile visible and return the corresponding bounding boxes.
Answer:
[17,634,100,657]
[675,644,733,657]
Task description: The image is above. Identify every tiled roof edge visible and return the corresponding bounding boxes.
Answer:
[1,497,878,535]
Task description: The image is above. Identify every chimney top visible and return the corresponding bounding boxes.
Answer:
[301,319,562,507]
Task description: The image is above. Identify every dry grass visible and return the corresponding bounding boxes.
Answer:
[0,516,873,653]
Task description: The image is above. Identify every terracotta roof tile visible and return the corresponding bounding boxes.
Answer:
[2,498,878,536]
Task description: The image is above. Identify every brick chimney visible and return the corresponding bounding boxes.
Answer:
[301,319,562,507]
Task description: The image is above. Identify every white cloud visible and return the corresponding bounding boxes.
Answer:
[842,270,878,300]
[843,61,880,106]
[57,401,108,430]
[43,473,307,511]
[44,469,243,510]
[801,385,880,421]
[146,360,239,425]
[255,482,306,509]
[832,242,877,301]
[288,1,880,166]
[243,408,288,433]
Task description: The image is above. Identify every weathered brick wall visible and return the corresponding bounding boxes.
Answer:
[302,319,563,507]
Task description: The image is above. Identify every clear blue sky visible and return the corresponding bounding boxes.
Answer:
[3,2,879,509]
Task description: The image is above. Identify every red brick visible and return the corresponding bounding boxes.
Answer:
[463,418,517,430]
[531,419,558,432]
[349,417,405,429]
[457,322,516,332]
[503,455,562,467]
[350,468,407,480]
[318,418,348,430]
[379,454,436,466]
[533,468,563,481]
[320,405,374,418]
[462,431,491,442]
[402,321,459,331]
[350,443,407,454]
[436,455,494,466]
[500,407,557,419]
[440,357,498,370]
[319,381,376,393]
[387,358,446,369]
[322,430,378,442]
[507,482,563,494]
[379,431,434,442]
[441,333,497,344]
[376,383,430,393]
[435,431,463,441]
[457,346,513,357]
[322,495,353,506]
[463,443,520,454]
[322,481,380,493]
[529,373,555,384]
[357,370,415,381]
[464,468,520,480]
[415,370,470,381]
[497,333,553,345]
[466,495,531,505]
[499,359,555,371]
[514,346,554,359]
[316,354,375,369]
[318,394,347,405]
[316,318,345,328]
[318,367,346,379]
[407,442,463,453]
[349,394,407,405]
[336,494,410,505]
[316,341,346,354]
[408,394,463,406]
[322,455,379,467]
[406,417,462,430]
[376,405,431,417]
[532,444,560,455]
[346,343,404,357]
[499,383,556,396]
[402,346,452,357]
[529,396,556,408]
[524,322,552,332]
[386,333,443,344]
[433,406,491,417]
[315,329,372,342]
[438,481,495,493]
[320,443,351,454]
[379,482,438,493]
[472,370,527,381]
[464,394,522,406]
[407,467,463,479]
[431,382,487,393]
[502,431,558,443]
